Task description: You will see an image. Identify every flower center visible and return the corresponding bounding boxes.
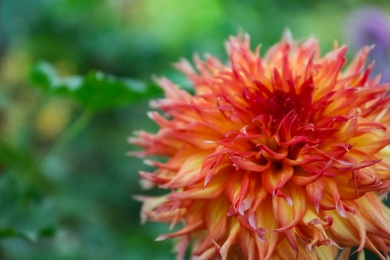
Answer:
[269,90,302,120]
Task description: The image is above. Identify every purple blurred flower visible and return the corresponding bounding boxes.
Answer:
[345,7,390,82]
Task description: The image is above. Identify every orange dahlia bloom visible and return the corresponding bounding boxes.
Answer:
[131,32,390,259]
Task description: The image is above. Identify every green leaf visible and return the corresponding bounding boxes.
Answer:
[0,227,37,242]
[0,224,57,243]
[37,224,57,238]
[30,61,162,111]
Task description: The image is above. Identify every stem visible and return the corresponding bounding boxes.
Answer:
[43,109,93,158]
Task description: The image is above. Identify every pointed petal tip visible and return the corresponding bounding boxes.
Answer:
[211,239,221,250]
[132,195,145,202]
[282,28,293,42]
[155,235,167,241]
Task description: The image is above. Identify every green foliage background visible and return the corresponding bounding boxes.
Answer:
[0,0,389,259]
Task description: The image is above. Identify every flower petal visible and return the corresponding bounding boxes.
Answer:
[262,163,294,194]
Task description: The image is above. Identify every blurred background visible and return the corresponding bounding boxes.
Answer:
[0,0,390,259]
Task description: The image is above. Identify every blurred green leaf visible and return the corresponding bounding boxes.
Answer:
[30,61,162,111]
[37,224,57,238]
[0,224,57,243]
[0,227,37,242]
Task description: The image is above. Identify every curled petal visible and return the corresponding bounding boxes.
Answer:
[262,163,294,194]
[273,185,306,232]
[305,177,326,213]
[230,155,271,172]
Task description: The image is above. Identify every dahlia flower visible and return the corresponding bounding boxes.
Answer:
[131,32,390,259]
